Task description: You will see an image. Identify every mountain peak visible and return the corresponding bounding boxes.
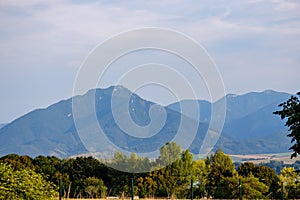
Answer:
[226,93,238,98]
[263,89,275,94]
[0,88,293,157]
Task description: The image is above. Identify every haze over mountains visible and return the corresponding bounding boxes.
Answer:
[0,86,292,158]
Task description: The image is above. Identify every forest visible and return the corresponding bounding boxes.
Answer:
[1,142,300,199]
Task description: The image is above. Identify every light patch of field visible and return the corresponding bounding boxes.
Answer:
[230,152,300,164]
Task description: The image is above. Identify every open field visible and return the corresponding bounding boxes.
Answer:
[230,152,300,164]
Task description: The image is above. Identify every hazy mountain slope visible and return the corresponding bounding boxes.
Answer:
[0,87,294,157]
[0,99,85,157]
[71,86,209,155]
[0,123,7,129]
[216,130,290,154]
[223,102,288,140]
[0,86,208,157]
[169,90,292,154]
[223,90,290,122]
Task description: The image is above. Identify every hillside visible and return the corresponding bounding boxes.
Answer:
[0,87,294,157]
[0,123,7,129]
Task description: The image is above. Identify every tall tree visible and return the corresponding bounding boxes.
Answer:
[278,167,300,199]
[84,176,107,198]
[0,163,56,199]
[238,162,256,177]
[274,92,300,158]
[33,155,61,183]
[157,142,182,166]
[238,162,279,197]
[206,149,236,198]
[151,143,192,199]
[193,159,208,198]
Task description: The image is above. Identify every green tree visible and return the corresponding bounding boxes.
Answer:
[33,155,61,183]
[107,152,151,196]
[238,162,279,196]
[278,167,300,199]
[193,159,208,198]
[136,176,157,198]
[215,175,268,199]
[177,150,194,198]
[0,162,56,200]
[0,154,35,170]
[157,142,182,166]
[238,162,256,177]
[241,175,269,199]
[151,143,192,199]
[255,165,279,197]
[206,149,236,198]
[61,156,109,198]
[84,176,107,198]
[153,159,181,198]
[274,92,300,158]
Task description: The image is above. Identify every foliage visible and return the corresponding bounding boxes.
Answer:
[238,162,279,196]
[157,141,182,166]
[278,167,300,198]
[0,162,57,200]
[151,143,186,198]
[241,175,269,199]
[0,154,35,170]
[238,162,256,177]
[33,155,62,183]
[84,176,107,198]
[136,176,156,198]
[1,143,298,199]
[60,156,108,198]
[274,92,300,158]
[212,175,268,199]
[109,151,152,173]
[206,149,236,198]
[193,159,208,198]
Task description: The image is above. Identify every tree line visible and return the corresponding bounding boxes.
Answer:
[1,142,300,199]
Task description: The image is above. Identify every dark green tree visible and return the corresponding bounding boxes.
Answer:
[215,175,268,199]
[238,162,256,177]
[60,156,109,198]
[33,155,61,183]
[0,154,35,170]
[238,162,279,197]
[274,92,300,158]
[152,146,182,198]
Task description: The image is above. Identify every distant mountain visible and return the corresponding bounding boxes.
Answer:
[168,90,292,154]
[0,86,208,158]
[0,123,7,129]
[0,87,294,158]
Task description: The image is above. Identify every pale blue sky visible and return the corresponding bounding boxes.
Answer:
[0,0,300,123]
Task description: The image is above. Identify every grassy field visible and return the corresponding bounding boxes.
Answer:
[230,152,300,164]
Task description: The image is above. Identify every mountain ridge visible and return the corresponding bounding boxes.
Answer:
[0,86,294,158]
[0,123,7,129]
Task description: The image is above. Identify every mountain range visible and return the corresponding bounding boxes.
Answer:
[0,124,7,129]
[0,86,293,158]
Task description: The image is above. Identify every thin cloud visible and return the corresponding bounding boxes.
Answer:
[0,0,299,123]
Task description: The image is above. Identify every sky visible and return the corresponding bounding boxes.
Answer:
[0,0,300,123]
